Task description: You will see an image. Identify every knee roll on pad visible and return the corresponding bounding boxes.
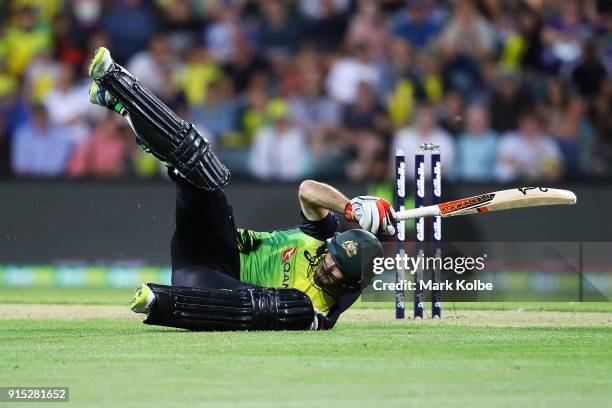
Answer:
[101,68,230,190]
[144,284,315,331]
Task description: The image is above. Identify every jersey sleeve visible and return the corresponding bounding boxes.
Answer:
[298,212,340,241]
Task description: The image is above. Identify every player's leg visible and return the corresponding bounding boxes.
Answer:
[134,283,316,331]
[170,175,241,282]
[88,47,240,283]
[130,265,254,314]
[88,47,229,190]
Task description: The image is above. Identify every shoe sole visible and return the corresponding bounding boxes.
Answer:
[130,284,155,314]
[88,47,111,80]
[88,82,98,104]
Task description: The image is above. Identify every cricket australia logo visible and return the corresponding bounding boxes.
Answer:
[341,240,358,258]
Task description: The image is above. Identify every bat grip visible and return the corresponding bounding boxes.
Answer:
[396,205,440,221]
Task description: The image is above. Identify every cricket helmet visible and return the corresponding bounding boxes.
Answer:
[325,229,383,292]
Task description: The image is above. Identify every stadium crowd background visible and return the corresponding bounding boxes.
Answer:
[0,0,610,184]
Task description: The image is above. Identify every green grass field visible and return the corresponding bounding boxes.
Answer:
[1,288,611,407]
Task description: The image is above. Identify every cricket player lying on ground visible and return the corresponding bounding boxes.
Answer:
[88,47,397,331]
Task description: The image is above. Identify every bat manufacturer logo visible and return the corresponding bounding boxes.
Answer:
[518,187,549,195]
[281,246,297,263]
[439,193,495,215]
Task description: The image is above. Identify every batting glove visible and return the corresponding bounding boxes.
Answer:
[344,196,397,236]
[310,308,331,330]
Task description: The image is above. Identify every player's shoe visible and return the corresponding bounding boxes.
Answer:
[88,81,125,114]
[130,283,156,314]
[88,47,114,80]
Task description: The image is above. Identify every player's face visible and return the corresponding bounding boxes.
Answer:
[314,252,345,293]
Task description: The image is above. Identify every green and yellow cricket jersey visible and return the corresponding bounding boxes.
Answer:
[236,215,338,314]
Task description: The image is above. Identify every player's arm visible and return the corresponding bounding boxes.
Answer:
[298,180,349,221]
[298,180,397,236]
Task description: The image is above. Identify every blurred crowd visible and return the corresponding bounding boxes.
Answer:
[0,0,610,183]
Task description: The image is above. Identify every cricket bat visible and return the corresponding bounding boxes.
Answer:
[395,187,577,221]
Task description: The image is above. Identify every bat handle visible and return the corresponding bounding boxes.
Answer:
[396,205,440,221]
[349,205,440,222]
